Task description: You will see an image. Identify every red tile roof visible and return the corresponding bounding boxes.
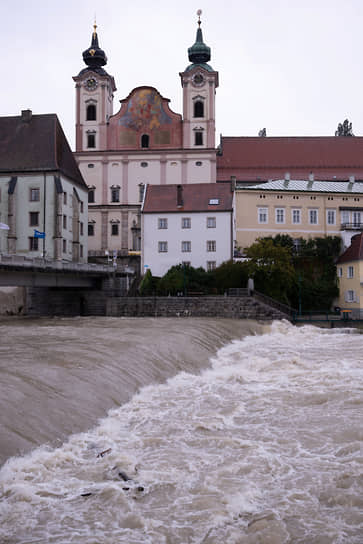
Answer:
[142,183,233,213]
[217,136,363,182]
[337,233,363,263]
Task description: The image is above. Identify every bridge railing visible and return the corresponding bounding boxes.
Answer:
[0,254,114,274]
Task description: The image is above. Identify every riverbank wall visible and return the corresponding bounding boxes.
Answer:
[25,287,287,320]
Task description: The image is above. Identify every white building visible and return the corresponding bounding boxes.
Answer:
[142,183,234,277]
[0,110,88,261]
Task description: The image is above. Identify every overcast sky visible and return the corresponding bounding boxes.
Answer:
[3,0,363,149]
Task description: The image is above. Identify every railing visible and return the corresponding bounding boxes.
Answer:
[341,222,363,230]
[0,254,114,274]
[252,290,296,318]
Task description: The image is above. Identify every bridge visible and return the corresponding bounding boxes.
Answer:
[0,254,116,288]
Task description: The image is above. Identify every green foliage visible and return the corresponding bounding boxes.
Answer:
[245,238,296,304]
[139,268,159,296]
[156,264,211,296]
[209,260,249,294]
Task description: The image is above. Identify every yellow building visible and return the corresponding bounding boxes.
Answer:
[235,177,363,254]
[335,233,363,318]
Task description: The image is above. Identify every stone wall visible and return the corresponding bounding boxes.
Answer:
[25,288,288,320]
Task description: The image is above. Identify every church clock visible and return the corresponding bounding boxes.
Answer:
[84,77,98,90]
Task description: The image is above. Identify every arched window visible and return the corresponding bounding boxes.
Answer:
[194,100,204,118]
[141,134,150,148]
[195,131,203,146]
[86,104,96,121]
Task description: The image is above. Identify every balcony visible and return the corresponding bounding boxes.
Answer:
[340,222,363,231]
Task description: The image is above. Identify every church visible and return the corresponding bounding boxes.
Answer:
[73,13,218,264]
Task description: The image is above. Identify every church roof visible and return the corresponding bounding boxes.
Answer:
[0,111,86,188]
[337,233,363,263]
[217,136,363,179]
[142,183,233,213]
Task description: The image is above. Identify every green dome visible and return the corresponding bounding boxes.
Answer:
[188,24,211,65]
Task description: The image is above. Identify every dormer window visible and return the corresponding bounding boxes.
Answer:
[193,100,204,118]
[86,104,96,121]
[141,134,150,148]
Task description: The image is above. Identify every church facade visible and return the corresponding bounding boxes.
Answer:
[73,16,218,262]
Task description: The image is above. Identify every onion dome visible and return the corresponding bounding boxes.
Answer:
[188,10,211,64]
[82,22,107,68]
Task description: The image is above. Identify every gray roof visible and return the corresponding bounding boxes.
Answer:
[0,111,87,188]
[237,179,363,194]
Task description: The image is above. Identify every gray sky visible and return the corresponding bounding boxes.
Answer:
[3,0,363,149]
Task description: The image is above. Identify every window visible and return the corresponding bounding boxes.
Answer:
[88,163,95,168]
[327,209,336,225]
[141,134,149,148]
[111,223,119,236]
[87,134,96,148]
[182,261,191,267]
[63,239,67,253]
[207,261,216,271]
[29,212,39,226]
[80,201,84,213]
[337,267,342,278]
[80,245,83,258]
[111,188,120,203]
[209,199,219,205]
[30,188,40,201]
[341,210,349,226]
[88,189,95,203]
[292,209,301,224]
[195,161,203,166]
[207,240,216,252]
[258,208,268,224]
[158,241,168,252]
[193,100,204,118]
[195,131,203,146]
[346,290,356,302]
[88,223,95,236]
[182,217,191,229]
[181,241,191,252]
[139,184,145,203]
[29,237,39,251]
[309,209,318,224]
[86,104,96,121]
[63,192,67,205]
[207,217,216,228]
[353,211,361,227]
[140,162,148,168]
[63,215,67,229]
[158,218,168,229]
[275,208,285,224]
[80,222,84,236]
[348,266,354,278]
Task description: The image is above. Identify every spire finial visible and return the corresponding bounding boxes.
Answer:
[197,9,202,27]
[93,17,97,38]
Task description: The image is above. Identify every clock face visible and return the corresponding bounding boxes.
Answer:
[85,77,98,91]
[192,73,205,87]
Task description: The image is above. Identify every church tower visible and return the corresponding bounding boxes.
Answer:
[73,24,116,152]
[180,11,219,149]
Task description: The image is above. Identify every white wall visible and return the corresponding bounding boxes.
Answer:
[143,211,232,277]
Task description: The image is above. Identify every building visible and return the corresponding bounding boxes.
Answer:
[73,16,218,263]
[142,183,234,277]
[335,232,363,317]
[235,177,363,253]
[0,110,88,261]
[217,136,363,185]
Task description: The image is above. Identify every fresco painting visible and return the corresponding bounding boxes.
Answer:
[119,89,172,131]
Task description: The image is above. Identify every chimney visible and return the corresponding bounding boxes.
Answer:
[349,175,355,183]
[284,172,290,181]
[230,175,236,191]
[309,172,314,182]
[177,185,184,207]
[21,109,32,123]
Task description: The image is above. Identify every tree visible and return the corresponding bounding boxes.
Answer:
[245,238,296,304]
[335,118,354,137]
